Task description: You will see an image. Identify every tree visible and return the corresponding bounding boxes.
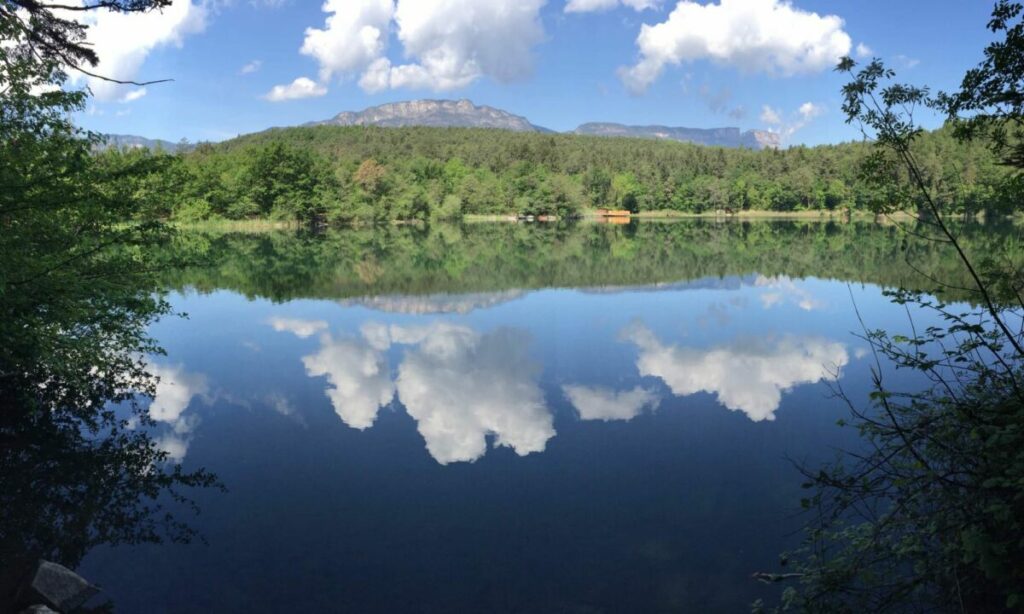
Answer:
[353,158,389,196]
[541,173,584,218]
[610,172,643,213]
[757,4,1024,611]
[243,142,332,222]
[939,1,1024,169]
[1,0,219,604]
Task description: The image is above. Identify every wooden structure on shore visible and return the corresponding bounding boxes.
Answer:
[595,209,631,218]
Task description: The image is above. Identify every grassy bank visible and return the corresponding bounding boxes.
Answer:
[166,209,1008,230]
[170,219,302,232]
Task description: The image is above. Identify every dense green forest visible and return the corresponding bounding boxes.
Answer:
[101,123,1014,224]
[159,220,1021,304]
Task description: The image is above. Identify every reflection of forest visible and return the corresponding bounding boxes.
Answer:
[162,220,1021,303]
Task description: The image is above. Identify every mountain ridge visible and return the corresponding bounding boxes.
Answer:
[573,122,780,149]
[96,134,193,152]
[306,99,552,133]
[305,99,778,149]
[107,98,782,150]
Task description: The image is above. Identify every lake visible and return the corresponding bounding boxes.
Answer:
[76,219,1002,612]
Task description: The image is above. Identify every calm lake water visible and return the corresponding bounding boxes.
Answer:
[77,220,1004,612]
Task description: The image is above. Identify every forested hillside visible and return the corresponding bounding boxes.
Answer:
[103,124,1013,224]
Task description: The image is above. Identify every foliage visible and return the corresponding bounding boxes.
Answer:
[0,0,219,605]
[757,4,1024,612]
[101,115,1015,224]
[938,0,1024,170]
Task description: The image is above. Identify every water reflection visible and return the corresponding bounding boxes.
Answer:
[392,323,553,464]
[623,324,849,421]
[338,290,526,314]
[148,363,209,461]
[276,319,554,464]
[267,316,328,338]
[301,331,395,430]
[755,275,824,311]
[263,279,851,458]
[71,221,1013,613]
[562,385,661,421]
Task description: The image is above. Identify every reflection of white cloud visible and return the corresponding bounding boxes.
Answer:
[148,364,208,461]
[754,275,823,311]
[393,323,554,464]
[266,393,296,416]
[563,385,659,421]
[697,301,733,328]
[150,363,208,423]
[272,318,394,428]
[155,433,190,462]
[302,333,395,430]
[624,324,847,421]
[283,319,552,463]
[268,317,329,338]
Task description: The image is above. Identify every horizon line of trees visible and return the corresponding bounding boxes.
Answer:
[99,122,1018,225]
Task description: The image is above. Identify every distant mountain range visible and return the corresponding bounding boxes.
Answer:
[573,122,779,149]
[107,98,781,151]
[97,134,193,152]
[307,99,550,133]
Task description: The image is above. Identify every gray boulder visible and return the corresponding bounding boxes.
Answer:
[22,561,99,612]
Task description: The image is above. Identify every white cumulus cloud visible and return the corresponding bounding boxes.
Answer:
[298,0,546,93]
[120,87,147,103]
[759,101,826,140]
[618,0,851,93]
[562,385,660,421]
[383,0,546,91]
[565,0,660,13]
[894,54,920,69]
[264,77,328,101]
[240,59,263,74]
[300,0,395,82]
[798,101,823,120]
[70,0,208,102]
[855,42,872,58]
[759,105,782,125]
[624,324,847,422]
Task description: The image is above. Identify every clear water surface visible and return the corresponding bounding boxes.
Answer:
[77,220,999,612]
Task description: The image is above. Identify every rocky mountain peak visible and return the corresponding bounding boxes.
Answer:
[311,99,546,132]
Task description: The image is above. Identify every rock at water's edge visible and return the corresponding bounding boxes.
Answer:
[22,561,99,612]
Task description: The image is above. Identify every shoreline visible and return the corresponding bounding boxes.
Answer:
[463,210,920,223]
[168,209,1005,230]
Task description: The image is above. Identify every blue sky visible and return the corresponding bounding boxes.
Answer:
[72,0,998,146]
